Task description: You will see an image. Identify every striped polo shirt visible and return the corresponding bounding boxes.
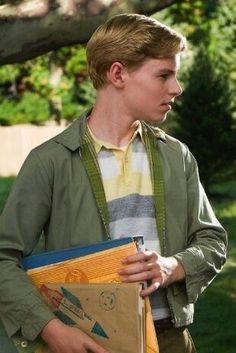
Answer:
[88,123,171,321]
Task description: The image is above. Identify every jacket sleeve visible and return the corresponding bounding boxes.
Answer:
[0,150,56,340]
[174,146,227,304]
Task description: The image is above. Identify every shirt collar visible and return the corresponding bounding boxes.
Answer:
[87,120,144,154]
[54,108,166,152]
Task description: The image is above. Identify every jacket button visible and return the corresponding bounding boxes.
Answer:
[21,340,28,348]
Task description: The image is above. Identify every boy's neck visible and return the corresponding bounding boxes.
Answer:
[88,90,139,147]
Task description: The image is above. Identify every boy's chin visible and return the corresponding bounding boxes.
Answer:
[145,114,167,125]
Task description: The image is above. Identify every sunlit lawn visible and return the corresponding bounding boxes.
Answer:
[0,178,235,352]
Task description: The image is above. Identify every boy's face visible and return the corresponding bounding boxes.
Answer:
[122,55,182,123]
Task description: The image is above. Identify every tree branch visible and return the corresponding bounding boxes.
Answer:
[0,0,180,65]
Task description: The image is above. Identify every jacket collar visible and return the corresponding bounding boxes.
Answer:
[55,109,166,151]
[141,121,166,142]
[55,110,90,151]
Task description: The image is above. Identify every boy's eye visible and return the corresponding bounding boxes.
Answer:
[159,74,169,80]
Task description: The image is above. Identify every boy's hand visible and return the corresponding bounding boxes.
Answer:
[41,318,109,353]
[118,250,186,297]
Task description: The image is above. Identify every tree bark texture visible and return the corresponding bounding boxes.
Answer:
[0,0,180,64]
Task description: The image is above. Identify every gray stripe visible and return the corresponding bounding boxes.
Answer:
[108,194,155,222]
[109,217,158,241]
[150,288,169,308]
[150,288,171,320]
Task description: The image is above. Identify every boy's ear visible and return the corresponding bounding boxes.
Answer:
[106,62,127,88]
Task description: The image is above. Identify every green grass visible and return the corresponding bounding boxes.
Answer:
[189,194,236,353]
[0,178,235,352]
[210,180,236,199]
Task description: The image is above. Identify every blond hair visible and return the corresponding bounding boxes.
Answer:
[86,14,187,89]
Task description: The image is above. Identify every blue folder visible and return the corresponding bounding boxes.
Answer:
[22,237,134,270]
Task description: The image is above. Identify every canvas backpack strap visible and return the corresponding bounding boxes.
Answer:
[79,129,110,239]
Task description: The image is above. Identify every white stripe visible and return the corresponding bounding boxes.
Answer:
[98,156,120,179]
[152,308,171,321]
[109,218,161,254]
[132,152,150,174]
[144,240,161,254]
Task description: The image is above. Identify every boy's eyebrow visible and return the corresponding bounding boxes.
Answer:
[156,69,177,74]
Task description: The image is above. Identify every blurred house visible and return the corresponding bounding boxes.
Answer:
[0,122,68,176]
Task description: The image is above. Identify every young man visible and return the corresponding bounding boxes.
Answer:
[0,14,227,353]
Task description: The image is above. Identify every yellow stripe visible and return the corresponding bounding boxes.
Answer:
[103,173,152,202]
[88,125,152,203]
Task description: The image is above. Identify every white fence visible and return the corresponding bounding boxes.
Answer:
[0,123,68,176]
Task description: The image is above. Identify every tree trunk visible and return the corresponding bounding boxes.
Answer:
[0,0,180,65]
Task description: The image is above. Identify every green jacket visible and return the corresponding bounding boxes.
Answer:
[0,111,227,341]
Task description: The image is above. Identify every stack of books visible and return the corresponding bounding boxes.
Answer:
[13,237,159,353]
